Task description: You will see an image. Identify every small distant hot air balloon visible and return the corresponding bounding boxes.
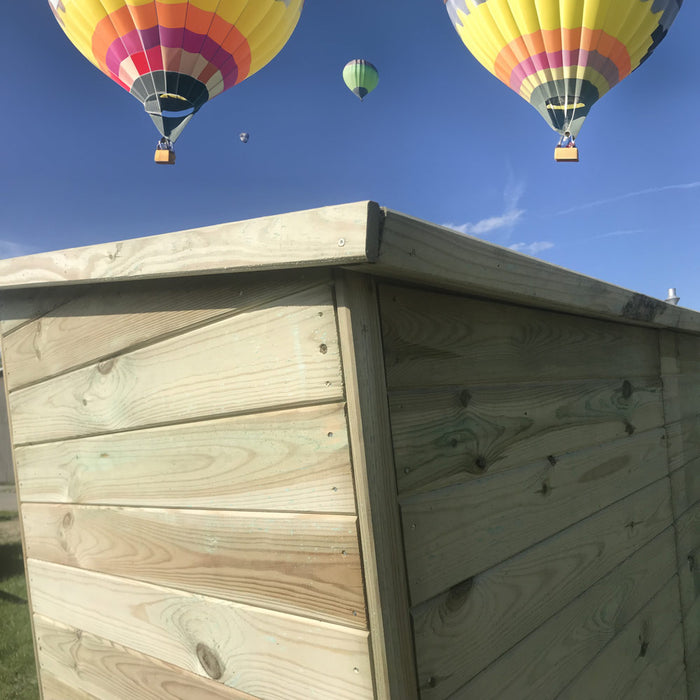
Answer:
[239,132,250,144]
[343,60,379,101]
[47,0,304,164]
[444,0,683,161]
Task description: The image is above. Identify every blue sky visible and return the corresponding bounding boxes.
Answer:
[2,1,699,310]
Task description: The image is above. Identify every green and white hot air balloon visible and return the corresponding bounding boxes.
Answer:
[342,59,379,101]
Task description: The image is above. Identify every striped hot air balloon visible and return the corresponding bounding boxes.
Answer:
[444,0,683,138]
[48,0,304,145]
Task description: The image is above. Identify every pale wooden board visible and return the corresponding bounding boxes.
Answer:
[35,614,257,700]
[41,671,99,700]
[671,456,700,520]
[379,284,660,390]
[620,624,687,700]
[0,201,381,289]
[14,403,355,514]
[26,559,373,700]
[557,577,682,699]
[3,270,328,391]
[23,504,365,628]
[401,428,668,604]
[390,376,664,495]
[361,209,700,333]
[410,478,673,697]
[0,287,81,336]
[8,284,343,445]
[334,271,418,699]
[448,529,677,700]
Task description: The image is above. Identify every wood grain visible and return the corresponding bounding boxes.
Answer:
[557,577,682,700]
[334,271,418,699]
[390,376,664,495]
[8,284,343,444]
[3,271,328,391]
[0,287,80,336]
[27,559,373,700]
[35,614,257,699]
[674,499,700,616]
[23,504,365,628]
[0,201,381,289]
[448,529,677,700]
[402,428,668,604]
[411,478,673,697]
[379,284,660,389]
[14,403,355,514]
[671,456,700,519]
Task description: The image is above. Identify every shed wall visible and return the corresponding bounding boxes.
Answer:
[0,368,13,484]
[379,282,691,699]
[0,270,375,700]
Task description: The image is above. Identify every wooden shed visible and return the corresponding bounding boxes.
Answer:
[0,200,698,699]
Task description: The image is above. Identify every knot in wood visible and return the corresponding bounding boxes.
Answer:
[62,512,74,529]
[319,343,328,354]
[459,389,471,408]
[474,456,487,473]
[446,577,474,612]
[621,380,633,399]
[196,643,223,680]
[97,358,116,375]
[547,455,557,466]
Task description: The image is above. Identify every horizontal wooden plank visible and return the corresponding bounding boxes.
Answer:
[27,559,373,700]
[42,670,99,700]
[674,499,700,615]
[448,529,677,700]
[35,614,256,700]
[379,284,660,389]
[557,577,682,700]
[619,623,687,700]
[671,456,700,519]
[410,478,673,697]
[23,504,365,628]
[3,270,328,391]
[391,377,664,495]
[8,284,343,444]
[0,201,380,289]
[0,287,80,336]
[361,209,700,333]
[14,403,355,513]
[402,428,668,604]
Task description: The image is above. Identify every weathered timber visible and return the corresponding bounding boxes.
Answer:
[390,377,664,495]
[8,284,342,444]
[448,529,677,700]
[27,559,373,700]
[410,478,673,697]
[23,504,365,628]
[35,614,255,699]
[14,404,355,513]
[402,428,668,604]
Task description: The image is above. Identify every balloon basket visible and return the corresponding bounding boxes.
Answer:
[155,149,176,165]
[555,147,579,162]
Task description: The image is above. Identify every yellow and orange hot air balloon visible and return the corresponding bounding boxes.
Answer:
[444,0,683,144]
[48,0,303,155]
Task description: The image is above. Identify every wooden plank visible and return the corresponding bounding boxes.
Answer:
[402,428,668,604]
[26,559,374,700]
[334,270,418,699]
[23,504,365,628]
[14,403,355,514]
[3,270,328,391]
[360,208,700,333]
[8,284,343,444]
[42,671,99,700]
[410,478,673,697]
[620,624,687,700]
[671,456,700,519]
[379,284,660,390]
[678,333,700,376]
[0,201,381,289]
[35,614,257,699]
[557,578,682,699]
[0,287,80,336]
[448,529,677,700]
[674,500,700,616]
[391,376,664,495]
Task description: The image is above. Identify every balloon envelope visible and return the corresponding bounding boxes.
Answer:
[444,0,683,136]
[343,59,379,100]
[48,0,304,142]
[239,132,249,143]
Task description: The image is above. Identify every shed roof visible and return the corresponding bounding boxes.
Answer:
[0,200,697,333]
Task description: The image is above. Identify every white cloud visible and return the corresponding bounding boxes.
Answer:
[508,241,554,255]
[557,182,700,216]
[592,229,646,239]
[0,240,33,259]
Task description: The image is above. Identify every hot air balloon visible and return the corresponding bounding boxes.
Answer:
[343,60,379,101]
[239,132,250,143]
[48,0,304,164]
[444,0,683,161]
